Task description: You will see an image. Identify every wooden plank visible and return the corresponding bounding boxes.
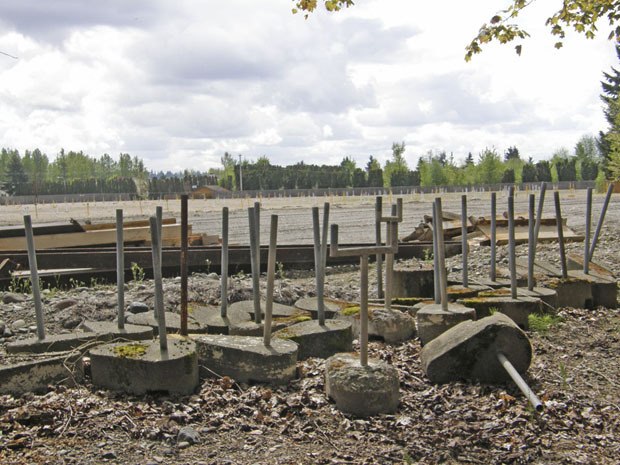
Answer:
[0,224,184,251]
[477,224,584,246]
[79,217,176,231]
[0,221,85,238]
[566,253,615,278]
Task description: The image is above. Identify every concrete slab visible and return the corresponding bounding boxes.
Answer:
[325,352,399,417]
[474,278,514,289]
[188,304,251,334]
[478,287,558,310]
[421,313,532,384]
[6,322,152,354]
[274,319,353,359]
[568,271,618,309]
[293,297,342,319]
[126,311,206,334]
[416,303,476,345]
[0,352,83,395]
[457,296,542,329]
[228,300,302,319]
[228,320,291,336]
[193,334,298,384]
[89,339,199,395]
[336,306,416,343]
[392,268,435,298]
[446,284,490,301]
[546,276,593,309]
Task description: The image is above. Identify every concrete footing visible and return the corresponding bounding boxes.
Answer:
[569,272,618,309]
[336,306,416,343]
[228,320,291,336]
[6,322,153,354]
[478,287,559,310]
[89,339,199,395]
[457,296,542,329]
[546,277,593,309]
[0,352,83,395]
[228,300,301,320]
[193,335,298,384]
[446,284,490,301]
[416,303,476,345]
[474,278,514,289]
[126,312,207,334]
[293,297,342,319]
[274,319,352,359]
[392,267,435,298]
[421,313,532,384]
[325,352,399,417]
[189,304,252,334]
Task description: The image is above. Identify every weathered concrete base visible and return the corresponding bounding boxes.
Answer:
[457,296,542,329]
[475,278,513,289]
[193,335,298,384]
[126,312,206,334]
[0,352,83,395]
[392,267,435,298]
[274,319,352,359]
[228,320,290,336]
[337,307,416,343]
[188,304,252,334]
[368,297,434,317]
[446,284,490,301]
[293,297,342,319]
[416,303,477,345]
[569,271,618,309]
[325,352,399,417]
[228,300,301,320]
[546,276,593,309]
[90,339,199,395]
[6,322,153,354]
[478,287,558,310]
[421,313,532,384]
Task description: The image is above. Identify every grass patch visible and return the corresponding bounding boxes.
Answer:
[528,313,563,334]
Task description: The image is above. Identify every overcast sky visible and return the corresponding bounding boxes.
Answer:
[0,0,617,172]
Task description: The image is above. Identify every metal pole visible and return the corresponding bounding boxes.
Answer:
[508,193,518,299]
[589,182,614,259]
[360,254,369,367]
[180,195,188,336]
[312,207,324,324]
[432,202,440,304]
[527,194,535,291]
[533,182,547,249]
[154,206,163,319]
[584,187,592,274]
[497,352,543,412]
[248,207,261,324]
[461,194,468,288]
[375,196,384,299]
[149,216,168,352]
[435,198,449,310]
[384,204,397,311]
[116,209,125,330]
[553,191,568,279]
[263,215,278,347]
[320,203,330,325]
[23,215,45,340]
[238,154,243,191]
[490,192,497,282]
[220,207,229,318]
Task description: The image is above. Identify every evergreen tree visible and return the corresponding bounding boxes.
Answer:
[535,160,552,182]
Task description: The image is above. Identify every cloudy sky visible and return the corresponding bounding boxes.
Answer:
[0,1,617,172]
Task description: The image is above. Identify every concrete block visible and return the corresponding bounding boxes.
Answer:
[89,339,199,395]
[0,352,83,395]
[457,296,542,329]
[392,268,435,298]
[228,320,290,336]
[274,319,353,359]
[420,313,532,384]
[337,306,416,343]
[188,304,251,334]
[126,311,206,334]
[446,285,490,301]
[228,300,301,320]
[325,352,399,417]
[478,287,558,310]
[546,276,593,309]
[569,272,618,309]
[193,335,298,384]
[294,297,342,319]
[416,303,476,345]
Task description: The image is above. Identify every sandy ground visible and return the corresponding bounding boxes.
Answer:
[1,189,616,245]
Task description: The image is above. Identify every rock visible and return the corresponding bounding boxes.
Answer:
[128,301,150,314]
[11,319,26,331]
[0,320,5,335]
[101,451,117,460]
[207,273,219,280]
[3,327,13,337]
[62,316,83,329]
[54,298,79,311]
[178,426,201,445]
[338,307,416,343]
[3,293,25,304]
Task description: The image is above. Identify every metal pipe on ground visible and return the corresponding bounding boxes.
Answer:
[497,352,543,412]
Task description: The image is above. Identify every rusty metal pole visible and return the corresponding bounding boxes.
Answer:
[116,209,125,330]
[180,195,188,336]
[23,215,45,341]
[263,215,278,347]
[527,194,536,291]
[149,216,168,352]
[220,207,229,318]
[508,192,518,299]
[248,207,262,324]
[461,194,468,288]
[584,187,592,274]
[554,191,568,279]
[490,192,497,282]
[435,198,449,311]
[375,196,384,299]
[589,182,614,259]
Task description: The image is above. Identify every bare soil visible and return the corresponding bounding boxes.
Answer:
[1,191,619,464]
